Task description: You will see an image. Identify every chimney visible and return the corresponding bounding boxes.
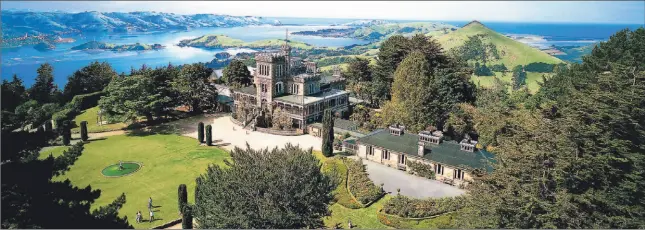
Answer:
[388,124,405,136]
[418,141,426,156]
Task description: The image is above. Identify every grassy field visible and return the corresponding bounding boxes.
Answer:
[471,71,551,93]
[71,106,127,133]
[179,34,319,49]
[436,22,563,67]
[39,134,230,229]
[324,196,392,229]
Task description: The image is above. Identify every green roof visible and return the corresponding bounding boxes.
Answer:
[217,95,233,104]
[356,130,495,172]
[309,118,367,137]
[235,85,256,95]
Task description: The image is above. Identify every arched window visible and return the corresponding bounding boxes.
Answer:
[275,82,283,94]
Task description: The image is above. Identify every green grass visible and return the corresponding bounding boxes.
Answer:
[39,134,231,229]
[471,71,551,93]
[72,107,127,133]
[180,34,319,49]
[324,195,392,229]
[437,22,563,67]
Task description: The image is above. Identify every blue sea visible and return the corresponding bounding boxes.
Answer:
[2,17,643,87]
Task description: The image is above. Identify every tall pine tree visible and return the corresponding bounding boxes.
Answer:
[321,109,334,157]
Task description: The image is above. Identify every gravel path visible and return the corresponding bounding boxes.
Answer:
[353,156,466,198]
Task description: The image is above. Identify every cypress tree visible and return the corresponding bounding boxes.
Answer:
[80,121,89,141]
[182,205,193,229]
[205,125,212,146]
[178,184,188,214]
[44,120,53,132]
[61,120,72,146]
[321,109,334,157]
[197,122,204,143]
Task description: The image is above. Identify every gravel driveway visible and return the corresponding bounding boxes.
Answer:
[356,157,466,198]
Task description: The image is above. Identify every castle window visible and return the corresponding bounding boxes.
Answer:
[261,84,267,93]
[275,82,283,94]
[398,154,406,164]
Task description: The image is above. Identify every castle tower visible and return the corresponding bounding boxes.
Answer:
[254,53,287,108]
[281,28,291,77]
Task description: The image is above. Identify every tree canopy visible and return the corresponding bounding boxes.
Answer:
[456,27,645,229]
[63,61,117,101]
[99,74,170,122]
[194,143,334,229]
[222,60,252,88]
[171,63,218,113]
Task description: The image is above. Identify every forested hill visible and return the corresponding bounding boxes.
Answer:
[437,20,563,67]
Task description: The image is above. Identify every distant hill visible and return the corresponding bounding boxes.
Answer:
[437,21,563,67]
[1,10,268,38]
[177,34,319,50]
[71,41,164,51]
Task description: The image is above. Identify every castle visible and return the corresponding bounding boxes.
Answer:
[232,30,350,130]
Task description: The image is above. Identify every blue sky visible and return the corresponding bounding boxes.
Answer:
[2,1,644,24]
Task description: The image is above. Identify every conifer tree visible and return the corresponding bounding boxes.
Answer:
[205,125,212,146]
[197,122,204,143]
[321,109,334,157]
[80,121,88,141]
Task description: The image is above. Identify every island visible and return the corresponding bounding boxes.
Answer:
[177,34,318,50]
[71,41,165,51]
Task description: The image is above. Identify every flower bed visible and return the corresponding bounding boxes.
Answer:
[382,195,466,218]
[343,158,384,206]
[406,159,435,179]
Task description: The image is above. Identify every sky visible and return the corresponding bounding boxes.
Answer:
[2,1,644,24]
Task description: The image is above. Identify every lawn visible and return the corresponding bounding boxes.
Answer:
[39,134,230,229]
[324,195,392,229]
[71,106,127,133]
[471,71,551,93]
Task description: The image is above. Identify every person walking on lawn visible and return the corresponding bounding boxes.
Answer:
[149,209,154,222]
[148,197,153,210]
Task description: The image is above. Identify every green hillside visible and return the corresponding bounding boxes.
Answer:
[437,21,563,67]
[177,34,318,50]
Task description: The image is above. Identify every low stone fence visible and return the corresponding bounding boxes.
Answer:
[254,126,303,136]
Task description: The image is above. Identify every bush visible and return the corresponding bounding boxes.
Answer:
[44,121,53,132]
[52,91,105,126]
[322,158,362,209]
[474,63,494,76]
[182,205,193,229]
[197,122,204,143]
[490,63,508,72]
[344,158,383,205]
[406,160,435,179]
[524,62,555,73]
[205,125,212,146]
[382,195,466,218]
[80,121,88,141]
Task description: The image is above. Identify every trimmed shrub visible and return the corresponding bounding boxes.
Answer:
[44,121,53,132]
[406,160,435,179]
[382,195,466,218]
[344,158,384,205]
[182,205,193,229]
[178,184,188,214]
[322,109,334,157]
[322,158,362,209]
[197,122,205,143]
[52,91,105,126]
[205,125,212,146]
[80,121,89,141]
[524,62,555,73]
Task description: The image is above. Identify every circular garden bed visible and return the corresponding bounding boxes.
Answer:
[101,162,142,177]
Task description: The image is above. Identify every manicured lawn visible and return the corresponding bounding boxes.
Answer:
[39,134,230,229]
[72,106,127,133]
[324,195,392,229]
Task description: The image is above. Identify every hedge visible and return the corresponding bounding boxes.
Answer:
[205,125,212,146]
[343,158,384,206]
[382,195,466,218]
[321,158,362,209]
[406,160,435,179]
[377,208,457,229]
[52,91,105,127]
